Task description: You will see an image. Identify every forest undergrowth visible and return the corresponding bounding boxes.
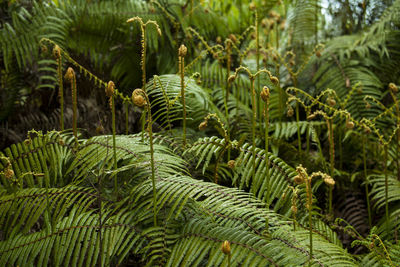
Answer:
[1,0,400,266]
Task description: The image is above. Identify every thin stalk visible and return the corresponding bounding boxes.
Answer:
[275,21,279,51]
[149,111,157,226]
[156,76,172,134]
[132,88,157,225]
[228,253,231,267]
[339,128,343,169]
[141,28,147,142]
[180,56,187,147]
[293,78,302,153]
[44,169,51,233]
[306,178,313,267]
[384,144,389,232]
[125,101,129,135]
[363,135,372,228]
[220,61,229,127]
[112,94,117,194]
[277,72,283,119]
[306,125,310,154]
[141,28,147,89]
[225,45,231,160]
[296,102,301,153]
[71,72,78,147]
[57,56,64,131]
[214,144,228,184]
[327,119,334,215]
[141,111,146,141]
[264,100,270,208]
[235,77,240,123]
[397,131,400,181]
[255,11,262,127]
[98,176,103,266]
[315,0,319,46]
[251,78,257,184]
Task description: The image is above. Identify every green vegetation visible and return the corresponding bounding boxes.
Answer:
[1,0,400,266]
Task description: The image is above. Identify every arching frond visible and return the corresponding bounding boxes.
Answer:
[146,74,223,129]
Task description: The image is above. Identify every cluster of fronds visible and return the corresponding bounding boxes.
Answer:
[1,0,400,266]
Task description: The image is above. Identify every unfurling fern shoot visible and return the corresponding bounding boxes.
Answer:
[53,45,64,131]
[132,88,158,226]
[228,67,276,188]
[199,113,231,184]
[260,85,271,207]
[126,17,162,141]
[106,81,118,192]
[64,67,78,147]
[362,92,400,232]
[179,44,188,147]
[295,166,333,266]
[307,109,342,216]
[126,17,161,90]
[295,165,313,266]
[221,240,232,267]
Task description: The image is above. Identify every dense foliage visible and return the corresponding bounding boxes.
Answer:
[1,0,400,266]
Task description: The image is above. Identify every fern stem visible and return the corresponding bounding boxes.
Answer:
[296,102,301,153]
[69,70,78,147]
[306,178,313,266]
[397,131,400,181]
[57,57,64,131]
[141,27,147,142]
[275,20,279,51]
[214,144,228,184]
[125,101,129,135]
[306,125,310,154]
[141,28,146,90]
[251,77,257,185]
[225,45,231,160]
[315,0,319,46]
[112,95,118,194]
[384,144,389,232]
[180,54,187,147]
[141,111,146,141]
[339,128,343,169]
[293,79,302,153]
[264,99,270,208]
[277,72,283,119]
[97,174,104,267]
[255,11,261,128]
[147,100,157,227]
[363,135,372,228]
[328,119,334,173]
[235,76,240,124]
[43,140,51,233]
[327,119,334,216]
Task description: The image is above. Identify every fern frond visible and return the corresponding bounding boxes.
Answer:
[0,132,73,189]
[146,74,223,129]
[66,134,188,184]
